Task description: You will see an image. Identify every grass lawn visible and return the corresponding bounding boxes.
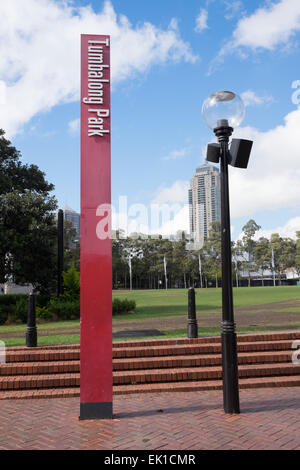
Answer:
[111,285,300,320]
[0,286,299,347]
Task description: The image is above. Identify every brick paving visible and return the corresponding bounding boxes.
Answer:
[0,387,299,450]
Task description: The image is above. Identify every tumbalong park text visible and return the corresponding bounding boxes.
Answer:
[82,38,110,137]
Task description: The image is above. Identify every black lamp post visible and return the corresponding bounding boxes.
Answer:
[202,90,253,414]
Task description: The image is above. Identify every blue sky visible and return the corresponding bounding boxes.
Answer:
[1,0,300,240]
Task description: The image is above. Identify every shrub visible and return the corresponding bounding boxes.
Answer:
[0,294,27,307]
[113,298,136,316]
[13,297,28,323]
[36,306,55,322]
[0,294,28,324]
[0,305,9,325]
[47,298,80,320]
[62,264,80,301]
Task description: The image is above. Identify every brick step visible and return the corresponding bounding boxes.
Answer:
[5,349,80,364]
[114,375,300,395]
[4,339,298,364]
[113,350,294,371]
[1,363,300,391]
[114,363,300,386]
[113,340,297,359]
[113,331,300,348]
[5,330,300,353]
[6,344,80,352]
[0,360,80,376]
[1,350,295,376]
[1,375,300,400]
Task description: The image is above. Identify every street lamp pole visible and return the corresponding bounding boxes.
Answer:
[202,91,253,414]
[215,122,240,414]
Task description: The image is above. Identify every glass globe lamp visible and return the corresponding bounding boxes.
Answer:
[202,90,245,130]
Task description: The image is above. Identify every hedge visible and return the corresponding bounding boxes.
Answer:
[0,294,136,324]
[113,298,136,315]
[0,293,51,324]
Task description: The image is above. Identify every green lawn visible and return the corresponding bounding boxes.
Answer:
[0,286,299,346]
[112,285,300,320]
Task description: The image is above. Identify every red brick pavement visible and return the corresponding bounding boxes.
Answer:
[0,387,299,450]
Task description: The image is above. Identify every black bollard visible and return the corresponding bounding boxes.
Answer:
[26,294,37,348]
[188,287,198,338]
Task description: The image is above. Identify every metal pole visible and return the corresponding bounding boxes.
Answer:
[57,209,64,296]
[188,287,198,338]
[199,255,203,289]
[26,294,37,348]
[235,258,239,288]
[272,248,276,287]
[215,123,240,415]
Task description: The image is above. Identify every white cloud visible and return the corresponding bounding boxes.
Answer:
[229,107,300,218]
[195,9,209,33]
[152,204,189,237]
[0,0,197,137]
[254,217,300,240]
[241,90,274,107]
[232,0,300,51]
[151,180,189,205]
[223,0,244,20]
[209,0,300,74]
[68,118,80,135]
[163,146,190,161]
[0,81,6,105]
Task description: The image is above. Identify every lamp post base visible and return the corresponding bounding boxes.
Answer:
[221,321,240,414]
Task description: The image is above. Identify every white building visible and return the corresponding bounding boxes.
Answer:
[189,164,221,248]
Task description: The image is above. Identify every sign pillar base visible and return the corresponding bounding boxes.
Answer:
[80,402,113,420]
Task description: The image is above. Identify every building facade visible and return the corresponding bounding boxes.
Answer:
[63,205,80,240]
[188,164,221,248]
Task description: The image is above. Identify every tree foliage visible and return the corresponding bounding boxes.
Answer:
[0,129,57,292]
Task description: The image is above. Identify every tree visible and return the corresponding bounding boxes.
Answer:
[0,129,57,292]
[202,221,222,287]
[253,237,271,286]
[270,234,295,285]
[241,219,261,286]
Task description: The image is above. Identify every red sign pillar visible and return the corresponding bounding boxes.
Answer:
[80,34,112,420]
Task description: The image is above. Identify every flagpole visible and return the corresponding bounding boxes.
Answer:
[128,256,132,291]
[271,248,276,287]
[235,257,239,288]
[199,255,203,289]
[164,256,168,290]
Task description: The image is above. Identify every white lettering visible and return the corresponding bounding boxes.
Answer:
[0,340,5,364]
[292,80,300,105]
[96,204,111,240]
[83,39,110,137]
[88,39,110,46]
[292,340,300,364]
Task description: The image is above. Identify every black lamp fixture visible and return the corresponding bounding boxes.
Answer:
[202,90,253,415]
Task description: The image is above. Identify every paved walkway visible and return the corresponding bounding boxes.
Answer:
[0,387,299,450]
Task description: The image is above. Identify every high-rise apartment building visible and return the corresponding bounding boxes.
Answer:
[188,164,221,248]
[62,205,80,240]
